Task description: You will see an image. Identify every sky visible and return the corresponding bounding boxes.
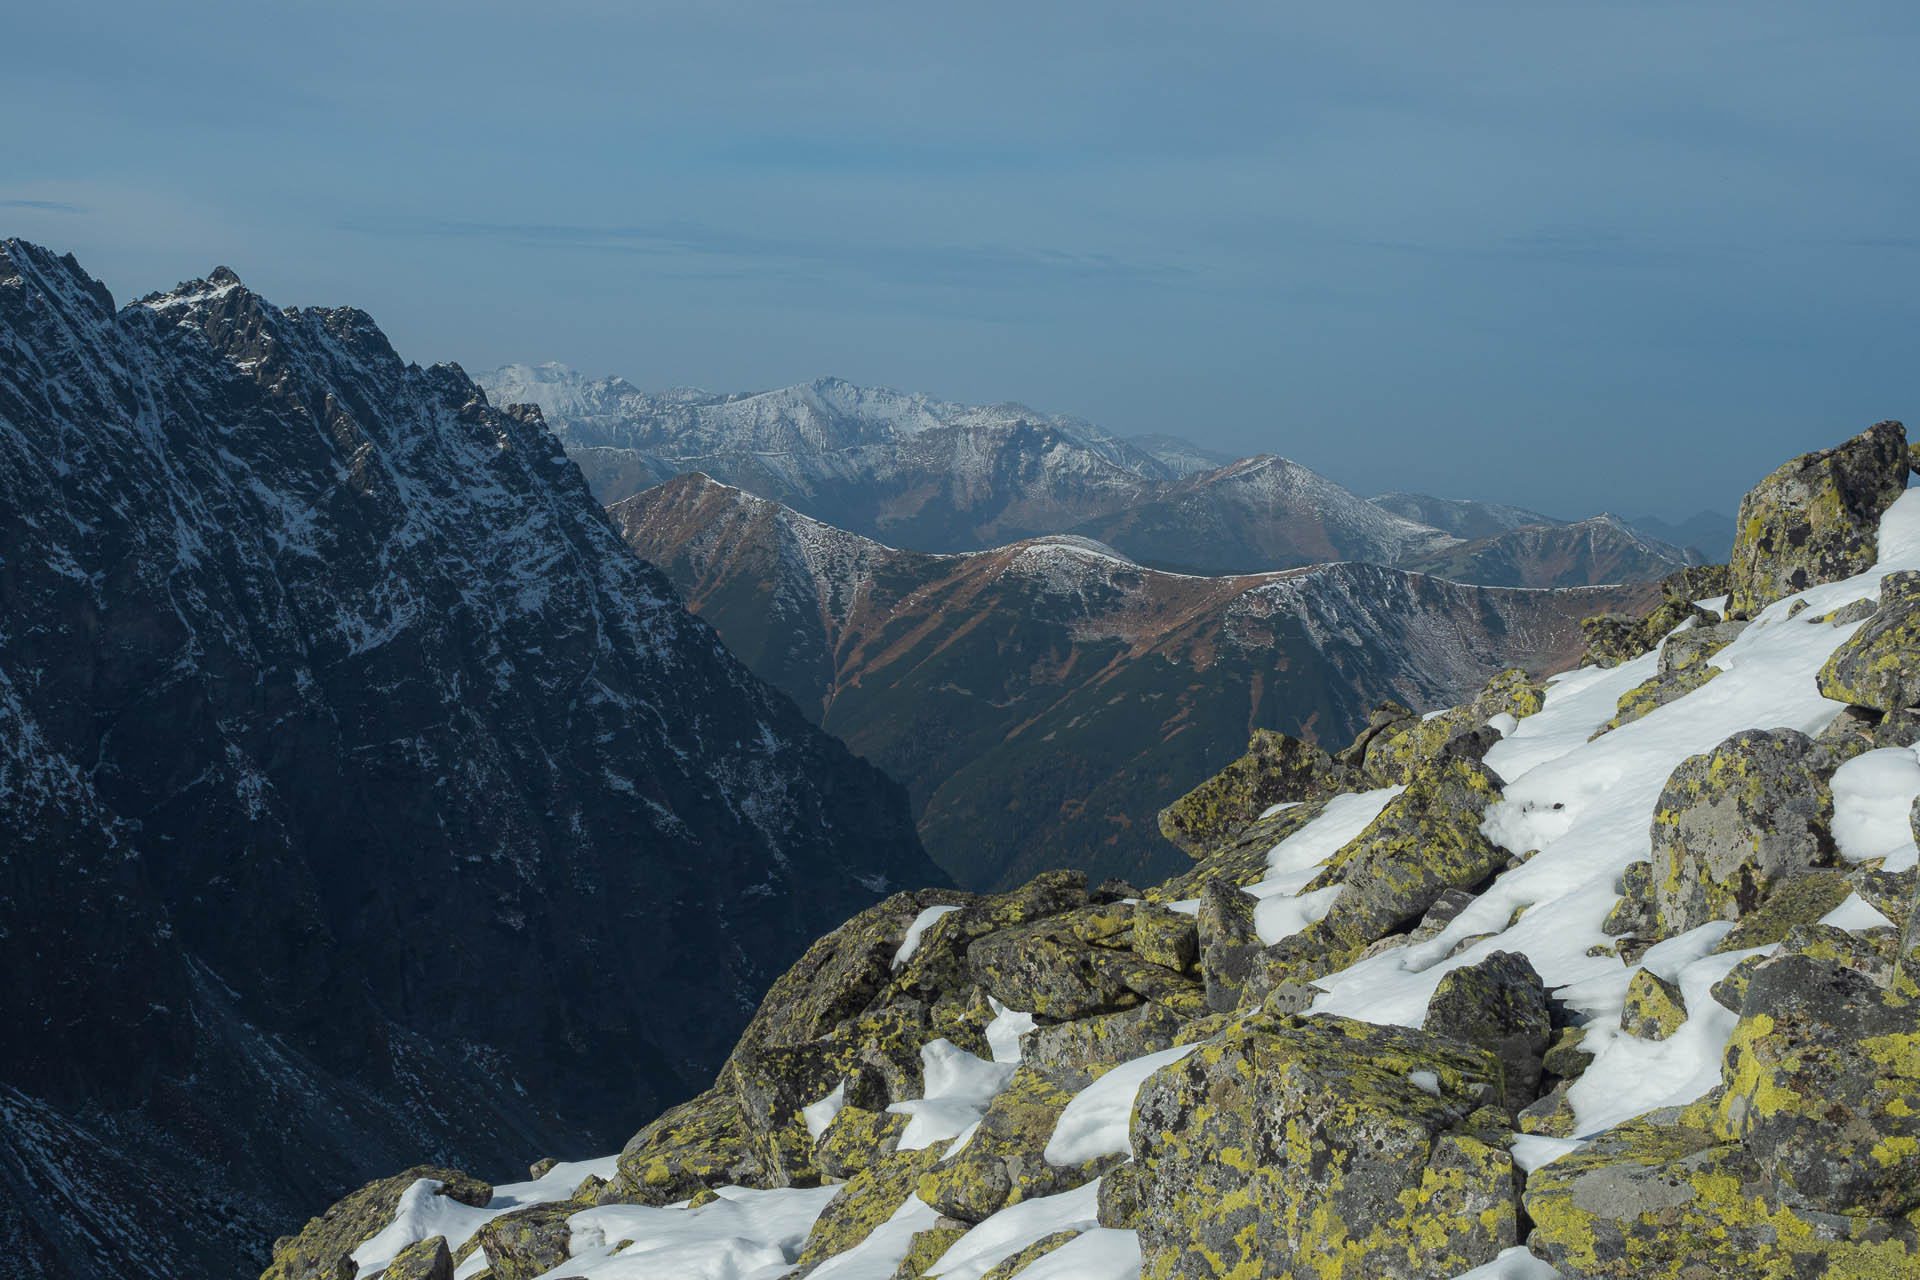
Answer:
[5,0,1919,522]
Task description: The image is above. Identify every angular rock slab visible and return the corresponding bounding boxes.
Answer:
[1727,419,1909,617]
[1131,1012,1516,1280]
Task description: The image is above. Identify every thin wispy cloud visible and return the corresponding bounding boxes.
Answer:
[1,199,86,213]
[340,214,1192,288]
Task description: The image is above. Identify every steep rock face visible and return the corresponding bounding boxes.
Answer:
[0,243,938,1278]
[610,473,1658,891]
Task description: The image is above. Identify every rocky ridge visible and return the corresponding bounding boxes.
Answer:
[271,420,1920,1279]
[0,242,940,1279]
[611,471,1658,890]
[478,363,1703,586]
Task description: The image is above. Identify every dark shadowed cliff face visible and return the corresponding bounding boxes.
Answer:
[0,242,939,1278]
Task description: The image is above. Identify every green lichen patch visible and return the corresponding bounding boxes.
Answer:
[1711,870,1856,952]
[796,1141,948,1266]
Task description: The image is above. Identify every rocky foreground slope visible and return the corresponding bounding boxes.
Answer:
[0,242,941,1279]
[268,420,1920,1278]
[612,472,1658,891]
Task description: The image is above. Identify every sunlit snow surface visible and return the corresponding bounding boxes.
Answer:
[352,492,1920,1279]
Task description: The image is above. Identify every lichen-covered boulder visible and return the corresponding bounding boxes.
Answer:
[382,1235,452,1280]
[1019,1001,1185,1080]
[1853,865,1916,932]
[1515,1085,1578,1138]
[1523,1108,1920,1278]
[1131,1012,1515,1280]
[1196,880,1262,1013]
[260,1167,491,1280]
[727,1001,951,1187]
[1423,950,1551,1112]
[1334,700,1422,780]
[1581,596,1712,669]
[1715,953,1920,1217]
[612,1086,764,1204]
[1543,1025,1595,1085]
[917,1066,1117,1222]
[1709,870,1855,952]
[1578,612,1649,668]
[473,1200,579,1280]
[1658,618,1747,680]
[1473,667,1547,721]
[1368,710,1500,786]
[1619,969,1687,1041]
[1134,901,1199,974]
[1157,730,1364,858]
[1727,420,1910,617]
[967,920,1148,1022]
[1588,664,1721,740]
[796,1142,949,1266]
[1313,754,1508,948]
[816,1104,910,1180]
[1660,562,1731,603]
[1146,801,1327,903]
[1649,729,1837,934]
[1818,569,1920,713]
[734,889,964,1059]
[1600,860,1659,938]
[888,875,1082,1008]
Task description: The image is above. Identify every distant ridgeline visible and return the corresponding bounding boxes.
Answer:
[477,361,1720,578]
[272,424,1920,1278]
[0,242,941,1280]
[610,473,1661,892]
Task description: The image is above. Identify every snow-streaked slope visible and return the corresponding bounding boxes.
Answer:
[349,482,1920,1280]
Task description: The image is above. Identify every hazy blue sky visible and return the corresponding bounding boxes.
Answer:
[6,1,1918,520]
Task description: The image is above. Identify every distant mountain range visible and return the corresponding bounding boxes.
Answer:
[610,472,1663,891]
[478,363,1715,584]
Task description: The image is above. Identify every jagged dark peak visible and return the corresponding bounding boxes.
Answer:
[1,236,118,315]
